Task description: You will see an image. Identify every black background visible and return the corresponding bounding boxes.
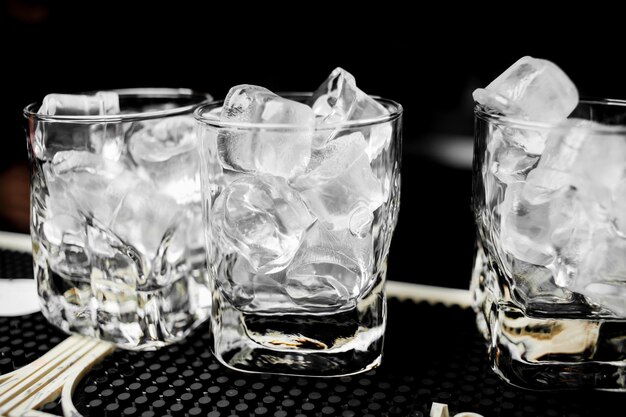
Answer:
[3,1,626,289]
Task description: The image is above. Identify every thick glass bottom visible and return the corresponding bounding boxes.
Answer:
[211,279,386,377]
[34,245,211,350]
[472,243,626,391]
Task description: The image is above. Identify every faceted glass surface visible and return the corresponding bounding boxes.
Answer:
[26,89,211,350]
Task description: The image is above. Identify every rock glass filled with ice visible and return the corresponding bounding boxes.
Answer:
[196,70,402,376]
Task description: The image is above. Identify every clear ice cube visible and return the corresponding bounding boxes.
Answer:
[88,218,146,287]
[549,223,593,288]
[43,214,90,279]
[311,67,391,159]
[496,125,547,156]
[500,182,585,267]
[292,131,383,230]
[50,150,180,259]
[216,254,287,311]
[524,119,626,207]
[523,119,590,204]
[348,205,374,238]
[90,123,125,162]
[572,228,626,316]
[488,127,539,184]
[285,221,373,309]
[39,92,120,116]
[36,92,121,160]
[109,182,180,260]
[572,129,626,207]
[211,174,315,274]
[612,179,626,236]
[128,115,200,204]
[50,150,131,225]
[473,56,578,123]
[501,183,554,266]
[217,85,314,178]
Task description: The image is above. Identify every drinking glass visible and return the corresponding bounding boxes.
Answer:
[24,88,212,350]
[472,98,626,389]
[196,93,402,376]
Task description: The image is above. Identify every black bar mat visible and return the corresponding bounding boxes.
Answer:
[1,248,624,416]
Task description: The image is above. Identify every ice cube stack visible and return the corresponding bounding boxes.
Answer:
[31,90,212,348]
[474,56,626,315]
[38,93,202,286]
[208,68,393,311]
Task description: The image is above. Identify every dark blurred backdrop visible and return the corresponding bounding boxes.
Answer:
[2,1,626,289]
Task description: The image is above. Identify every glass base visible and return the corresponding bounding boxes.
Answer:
[210,279,386,377]
[472,242,626,391]
[34,245,212,351]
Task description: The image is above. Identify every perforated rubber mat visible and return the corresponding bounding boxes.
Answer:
[1,248,625,416]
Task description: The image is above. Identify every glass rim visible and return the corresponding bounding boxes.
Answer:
[193,92,403,130]
[23,88,212,123]
[474,97,626,134]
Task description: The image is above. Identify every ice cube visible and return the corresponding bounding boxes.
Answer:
[88,219,143,331]
[215,254,288,311]
[511,260,568,304]
[349,205,374,238]
[292,132,383,230]
[524,119,626,206]
[473,56,578,123]
[90,123,125,161]
[49,150,131,225]
[488,128,539,184]
[523,119,589,204]
[43,214,90,278]
[51,150,125,177]
[87,217,146,287]
[129,116,196,163]
[501,183,554,265]
[285,221,373,309]
[572,130,626,207]
[500,182,585,267]
[549,223,593,288]
[211,174,315,274]
[36,92,121,160]
[216,253,255,308]
[498,125,547,155]
[311,67,392,159]
[572,228,626,316]
[128,115,200,204]
[39,92,119,116]
[50,150,180,259]
[612,179,626,236]
[111,188,179,260]
[217,85,314,178]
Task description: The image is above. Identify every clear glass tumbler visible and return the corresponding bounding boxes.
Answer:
[472,98,626,390]
[195,93,402,376]
[24,88,212,350]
